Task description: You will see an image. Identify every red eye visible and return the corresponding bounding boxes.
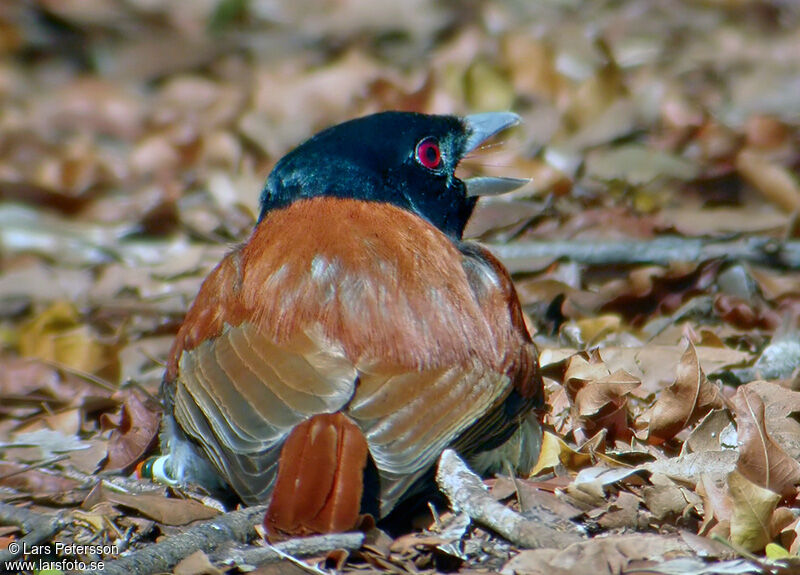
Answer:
[415,137,442,170]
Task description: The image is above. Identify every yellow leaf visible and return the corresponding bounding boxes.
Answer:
[465,60,514,112]
[575,315,621,346]
[765,543,790,559]
[729,470,780,552]
[529,431,592,476]
[19,301,118,380]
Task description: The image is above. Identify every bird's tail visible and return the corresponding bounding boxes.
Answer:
[264,412,369,539]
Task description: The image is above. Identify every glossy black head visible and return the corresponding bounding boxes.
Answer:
[258,111,524,239]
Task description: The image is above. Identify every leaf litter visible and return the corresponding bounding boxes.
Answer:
[2,0,800,574]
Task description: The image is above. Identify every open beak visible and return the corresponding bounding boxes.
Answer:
[462,112,530,198]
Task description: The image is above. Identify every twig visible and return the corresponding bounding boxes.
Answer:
[213,532,364,567]
[0,455,69,481]
[435,449,583,549]
[257,543,330,575]
[88,505,267,575]
[35,358,118,392]
[486,236,800,271]
[0,503,67,562]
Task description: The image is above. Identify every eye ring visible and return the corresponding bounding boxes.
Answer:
[415,137,442,171]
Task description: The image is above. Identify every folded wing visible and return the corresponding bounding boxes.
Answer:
[163,197,541,516]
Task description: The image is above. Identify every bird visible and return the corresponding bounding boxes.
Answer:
[156,111,544,539]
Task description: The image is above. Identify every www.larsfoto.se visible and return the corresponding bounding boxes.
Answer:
[4,558,106,572]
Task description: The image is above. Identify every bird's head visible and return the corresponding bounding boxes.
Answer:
[258,111,526,239]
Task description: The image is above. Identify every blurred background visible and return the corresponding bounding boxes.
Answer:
[3,1,800,568]
[1,0,800,463]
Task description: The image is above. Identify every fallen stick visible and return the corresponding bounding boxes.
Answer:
[487,236,800,271]
[87,505,267,575]
[212,532,365,568]
[0,502,67,563]
[435,449,583,549]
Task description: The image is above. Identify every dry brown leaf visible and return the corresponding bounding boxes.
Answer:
[585,145,698,185]
[597,491,641,529]
[661,205,788,236]
[683,409,736,454]
[500,533,692,575]
[465,59,514,112]
[647,342,724,445]
[85,483,220,526]
[597,345,753,395]
[745,115,790,150]
[713,294,781,331]
[642,481,692,521]
[748,267,800,301]
[563,65,626,135]
[0,357,75,407]
[696,472,733,536]
[18,407,82,436]
[736,148,800,212]
[244,51,386,157]
[0,462,82,497]
[567,365,640,416]
[464,199,542,239]
[600,261,722,327]
[173,550,222,575]
[564,353,640,442]
[732,385,800,498]
[779,516,800,555]
[642,451,738,487]
[64,438,108,475]
[102,391,161,473]
[736,380,800,461]
[771,507,796,541]
[515,480,585,520]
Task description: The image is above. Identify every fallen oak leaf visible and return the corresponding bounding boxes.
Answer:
[740,380,800,461]
[572,372,641,418]
[580,401,632,445]
[640,450,738,487]
[564,353,640,442]
[101,390,161,473]
[83,483,219,526]
[732,385,800,499]
[647,342,724,445]
[697,472,733,537]
[500,533,695,575]
[728,470,781,553]
[778,515,800,555]
[683,409,737,454]
[642,480,697,521]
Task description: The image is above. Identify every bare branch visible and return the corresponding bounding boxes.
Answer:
[487,237,800,272]
[0,503,67,563]
[435,449,583,549]
[212,532,365,569]
[89,505,267,575]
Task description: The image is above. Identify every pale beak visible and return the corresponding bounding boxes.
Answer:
[463,175,531,197]
[461,112,529,198]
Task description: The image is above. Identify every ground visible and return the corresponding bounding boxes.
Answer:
[1,1,800,574]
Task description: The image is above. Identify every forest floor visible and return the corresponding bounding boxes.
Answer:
[1,1,800,574]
